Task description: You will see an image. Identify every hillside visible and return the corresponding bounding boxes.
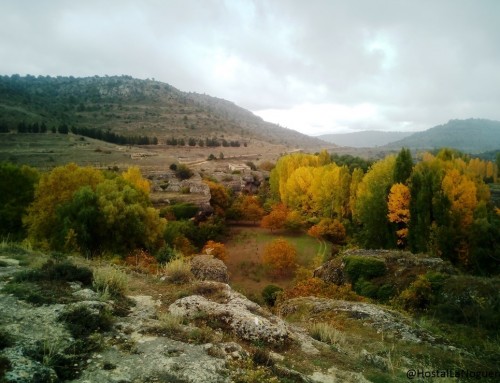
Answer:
[386,118,500,152]
[318,130,413,148]
[0,75,327,149]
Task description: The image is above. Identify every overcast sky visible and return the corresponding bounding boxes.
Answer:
[1,0,499,135]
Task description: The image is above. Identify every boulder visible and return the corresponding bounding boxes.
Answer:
[190,254,229,283]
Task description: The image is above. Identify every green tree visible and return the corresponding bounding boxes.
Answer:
[394,147,413,184]
[354,155,396,248]
[25,164,104,248]
[0,163,39,239]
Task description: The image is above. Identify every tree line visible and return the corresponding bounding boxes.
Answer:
[262,148,499,275]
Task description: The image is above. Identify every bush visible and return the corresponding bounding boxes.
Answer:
[343,256,386,283]
[13,260,93,285]
[398,275,433,312]
[58,305,114,338]
[92,266,128,297]
[262,238,297,278]
[155,245,177,264]
[162,257,193,284]
[170,203,199,220]
[175,164,193,180]
[261,285,283,306]
[354,278,378,298]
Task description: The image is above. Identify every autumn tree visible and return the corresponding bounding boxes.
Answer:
[230,195,265,223]
[307,218,346,244]
[261,203,289,232]
[122,166,151,195]
[25,163,104,247]
[205,180,230,217]
[262,238,297,278]
[202,240,227,261]
[387,183,411,248]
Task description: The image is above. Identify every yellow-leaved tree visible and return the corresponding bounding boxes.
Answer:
[25,163,104,248]
[387,183,411,247]
[122,166,151,195]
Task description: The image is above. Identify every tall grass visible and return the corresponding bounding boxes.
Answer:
[93,266,128,298]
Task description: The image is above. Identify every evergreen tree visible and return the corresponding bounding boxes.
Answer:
[394,147,413,184]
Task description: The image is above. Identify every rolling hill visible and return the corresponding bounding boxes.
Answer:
[387,118,500,152]
[318,130,413,148]
[0,75,327,149]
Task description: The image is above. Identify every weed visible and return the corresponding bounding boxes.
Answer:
[309,322,346,350]
[58,304,114,338]
[162,257,193,284]
[93,265,128,298]
[187,325,216,344]
[13,259,93,285]
[157,312,183,334]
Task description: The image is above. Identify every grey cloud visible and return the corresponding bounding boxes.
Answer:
[0,0,499,133]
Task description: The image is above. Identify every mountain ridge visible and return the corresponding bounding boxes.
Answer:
[0,74,327,149]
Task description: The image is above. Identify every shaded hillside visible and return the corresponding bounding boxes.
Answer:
[0,75,326,149]
[387,119,500,152]
[318,130,413,147]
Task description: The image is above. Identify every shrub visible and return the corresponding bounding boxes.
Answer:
[58,305,114,338]
[201,240,227,261]
[154,245,177,264]
[281,277,363,302]
[354,278,378,298]
[124,249,158,273]
[261,285,283,306]
[157,312,183,334]
[343,255,386,283]
[175,164,193,180]
[398,275,433,312]
[170,203,199,220]
[13,260,93,285]
[92,266,128,297]
[162,257,193,284]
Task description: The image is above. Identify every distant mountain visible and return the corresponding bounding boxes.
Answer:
[0,75,326,149]
[318,130,413,148]
[387,119,500,152]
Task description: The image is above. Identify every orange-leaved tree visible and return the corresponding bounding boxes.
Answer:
[307,218,346,244]
[262,238,297,278]
[202,240,227,261]
[261,203,288,232]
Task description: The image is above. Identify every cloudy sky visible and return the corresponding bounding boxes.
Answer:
[1,0,499,135]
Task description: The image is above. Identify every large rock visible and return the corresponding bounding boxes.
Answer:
[168,283,320,354]
[280,297,437,344]
[314,249,455,288]
[190,254,229,283]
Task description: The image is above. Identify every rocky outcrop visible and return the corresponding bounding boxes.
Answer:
[168,282,320,354]
[314,249,455,287]
[279,297,437,344]
[190,254,229,283]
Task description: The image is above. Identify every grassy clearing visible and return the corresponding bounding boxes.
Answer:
[225,226,330,299]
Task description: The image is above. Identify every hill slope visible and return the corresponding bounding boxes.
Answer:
[318,130,413,147]
[387,119,500,152]
[0,75,326,149]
